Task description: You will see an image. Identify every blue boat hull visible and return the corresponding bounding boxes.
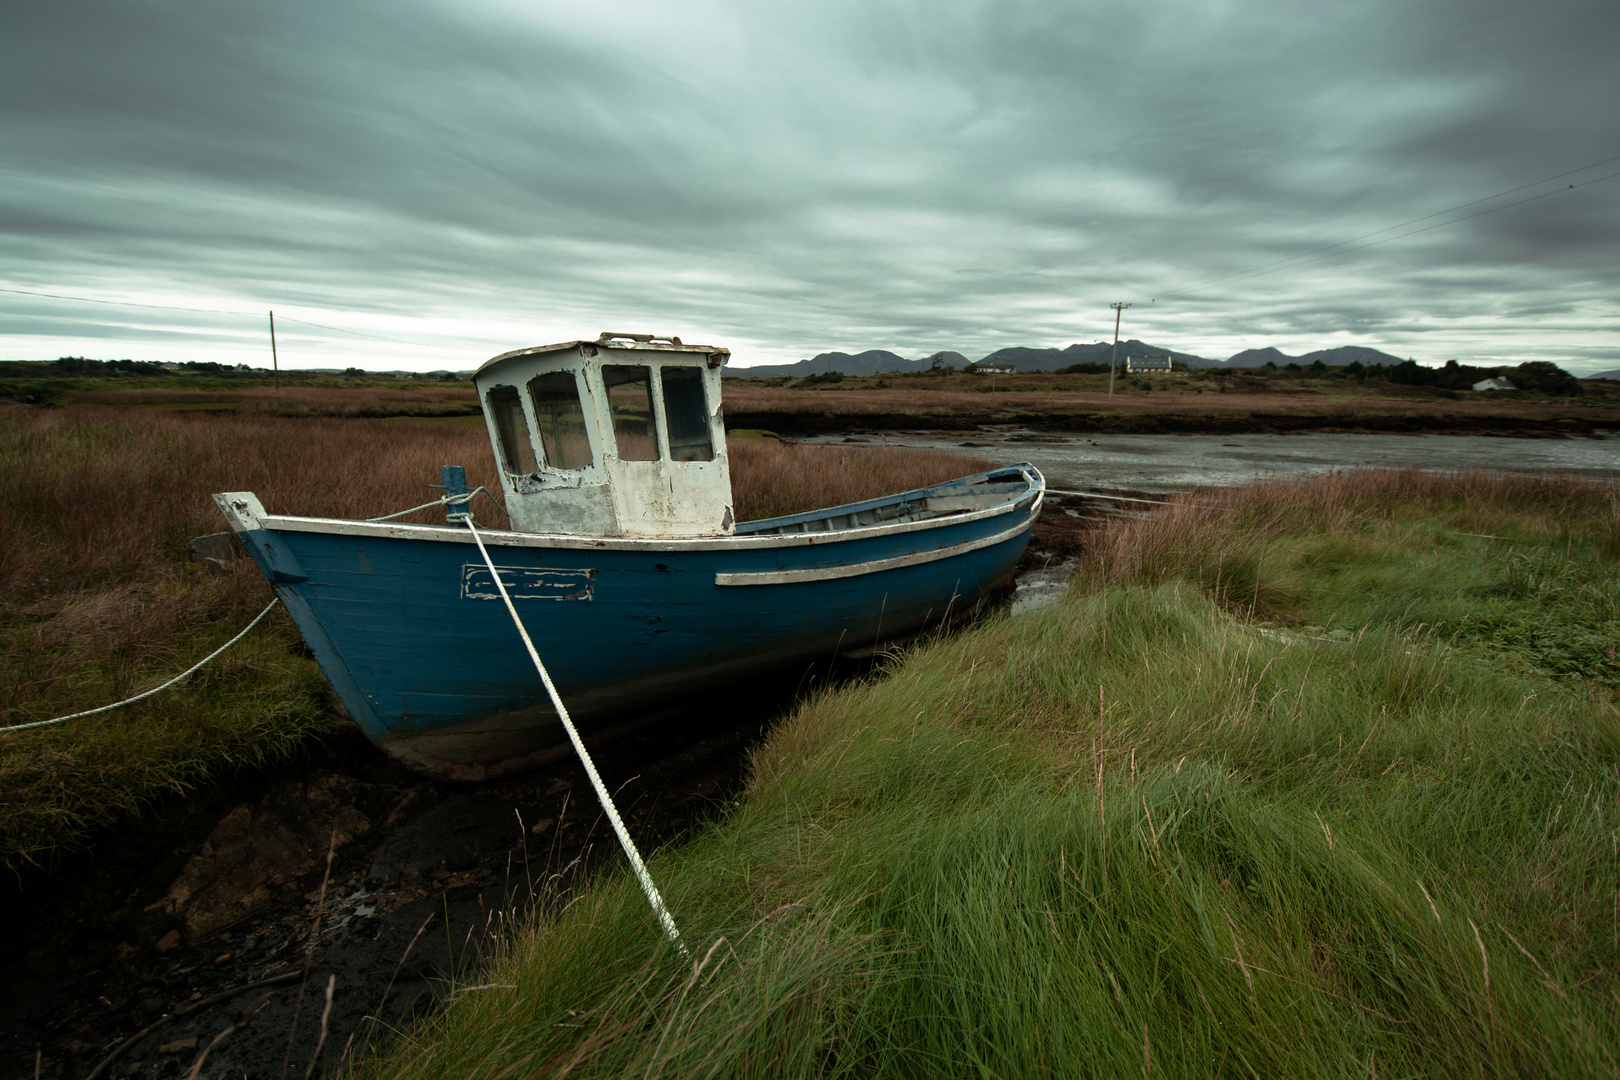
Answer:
[217,466,1043,779]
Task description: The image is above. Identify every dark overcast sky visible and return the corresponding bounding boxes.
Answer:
[3,0,1617,371]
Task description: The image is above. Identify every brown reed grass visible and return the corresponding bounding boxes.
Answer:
[72,385,480,417]
[1,410,500,607]
[728,440,993,522]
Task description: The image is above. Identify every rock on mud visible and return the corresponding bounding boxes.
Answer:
[147,773,430,940]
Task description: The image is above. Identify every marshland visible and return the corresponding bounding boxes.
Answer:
[4,378,1619,1078]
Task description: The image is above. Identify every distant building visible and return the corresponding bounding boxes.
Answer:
[1471,377,1517,392]
[1125,354,1174,374]
[965,362,1016,375]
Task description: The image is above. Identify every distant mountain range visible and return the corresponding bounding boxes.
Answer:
[733,342,1411,377]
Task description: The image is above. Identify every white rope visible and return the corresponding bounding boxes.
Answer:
[367,487,507,523]
[463,515,688,958]
[2,599,282,734]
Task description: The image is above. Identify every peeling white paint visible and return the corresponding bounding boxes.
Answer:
[473,335,734,539]
[460,564,595,601]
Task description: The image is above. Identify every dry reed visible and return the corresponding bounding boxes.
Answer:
[728,440,993,522]
[70,386,479,417]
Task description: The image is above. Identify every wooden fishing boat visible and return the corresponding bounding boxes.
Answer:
[216,334,1044,779]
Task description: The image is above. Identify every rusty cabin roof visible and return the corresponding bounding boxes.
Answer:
[475,333,730,380]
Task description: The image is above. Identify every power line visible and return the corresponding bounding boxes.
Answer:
[270,315,481,353]
[1150,154,1620,303]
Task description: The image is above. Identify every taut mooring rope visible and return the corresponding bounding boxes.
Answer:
[462,515,688,958]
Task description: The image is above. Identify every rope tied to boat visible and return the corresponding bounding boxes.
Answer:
[366,486,507,523]
[7,485,498,734]
[2,599,282,733]
[461,513,689,958]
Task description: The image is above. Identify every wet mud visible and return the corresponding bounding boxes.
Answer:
[0,678,813,1080]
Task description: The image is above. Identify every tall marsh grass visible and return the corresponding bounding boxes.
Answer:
[1082,467,1620,684]
[358,468,1620,1078]
[729,440,993,522]
[0,407,986,868]
[71,385,481,417]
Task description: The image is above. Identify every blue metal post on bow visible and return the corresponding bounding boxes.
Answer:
[430,465,471,523]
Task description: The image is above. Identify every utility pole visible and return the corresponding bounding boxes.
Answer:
[1108,302,1131,403]
[268,310,280,391]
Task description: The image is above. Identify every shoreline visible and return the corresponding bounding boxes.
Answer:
[722,406,1616,439]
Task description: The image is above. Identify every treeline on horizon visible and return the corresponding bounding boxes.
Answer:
[0,357,457,379]
[786,356,1589,396]
[1,356,256,377]
[1049,357,1586,395]
[1348,357,1584,395]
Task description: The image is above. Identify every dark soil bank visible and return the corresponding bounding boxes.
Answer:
[1,693,790,1080]
[723,408,1612,438]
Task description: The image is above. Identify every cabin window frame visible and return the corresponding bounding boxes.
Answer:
[657,363,717,463]
[525,367,598,472]
[600,363,663,463]
[485,383,539,477]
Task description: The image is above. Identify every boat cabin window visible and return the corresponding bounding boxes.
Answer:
[660,366,715,462]
[528,371,594,470]
[602,365,660,461]
[486,385,537,475]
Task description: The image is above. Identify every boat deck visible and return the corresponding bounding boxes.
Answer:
[735,466,1038,537]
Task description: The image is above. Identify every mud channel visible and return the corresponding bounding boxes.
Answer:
[2,498,1102,1080]
[805,428,1620,492]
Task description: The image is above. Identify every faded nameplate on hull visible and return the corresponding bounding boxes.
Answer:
[461,565,595,601]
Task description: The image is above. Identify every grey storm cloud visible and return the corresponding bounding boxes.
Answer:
[2,0,1617,370]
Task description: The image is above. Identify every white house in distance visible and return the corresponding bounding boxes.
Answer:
[1472,377,1517,391]
[965,362,1016,375]
[1125,354,1174,374]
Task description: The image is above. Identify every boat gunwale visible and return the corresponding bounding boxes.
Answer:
[714,515,1034,585]
[735,465,1036,532]
[236,465,1044,554]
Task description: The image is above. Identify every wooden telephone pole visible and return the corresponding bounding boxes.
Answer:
[1108,302,1131,402]
[268,310,280,391]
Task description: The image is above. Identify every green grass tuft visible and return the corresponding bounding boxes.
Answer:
[355,468,1620,1078]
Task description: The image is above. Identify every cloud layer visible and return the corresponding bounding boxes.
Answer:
[3,0,1617,370]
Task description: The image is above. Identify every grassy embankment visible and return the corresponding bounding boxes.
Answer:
[0,403,982,871]
[359,468,1620,1078]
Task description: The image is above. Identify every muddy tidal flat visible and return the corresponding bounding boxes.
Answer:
[806,428,1620,492]
[0,703,779,1080]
